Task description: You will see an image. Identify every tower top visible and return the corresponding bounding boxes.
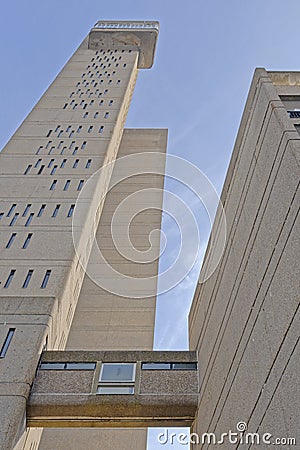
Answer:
[88,20,160,69]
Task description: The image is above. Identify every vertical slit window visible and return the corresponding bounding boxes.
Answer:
[72,147,78,155]
[94,112,99,118]
[77,180,84,191]
[85,159,92,169]
[37,165,45,175]
[48,146,55,155]
[22,270,33,288]
[63,180,71,191]
[47,159,55,168]
[67,205,75,217]
[9,213,19,226]
[83,112,89,118]
[88,126,93,133]
[104,112,109,118]
[22,204,32,217]
[73,159,79,168]
[58,141,64,149]
[81,141,87,150]
[24,165,32,174]
[77,126,82,133]
[0,328,15,358]
[50,165,58,175]
[69,141,75,149]
[46,141,52,149]
[52,205,60,217]
[50,180,57,190]
[37,205,46,217]
[60,147,67,155]
[99,126,104,133]
[0,213,3,220]
[34,159,42,168]
[109,100,113,106]
[55,125,61,133]
[60,159,67,168]
[63,103,68,109]
[41,270,51,289]
[6,233,17,249]
[36,146,43,155]
[4,270,16,288]
[46,130,52,137]
[25,213,34,227]
[7,204,16,217]
[22,233,33,249]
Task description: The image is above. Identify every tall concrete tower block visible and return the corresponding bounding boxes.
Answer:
[189,69,300,447]
[0,21,166,450]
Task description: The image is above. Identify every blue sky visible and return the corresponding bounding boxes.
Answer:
[2,1,300,448]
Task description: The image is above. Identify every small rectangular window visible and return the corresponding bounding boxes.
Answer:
[73,159,79,168]
[88,126,93,133]
[77,180,84,191]
[25,213,34,227]
[52,205,60,217]
[85,159,92,169]
[94,112,99,118]
[9,213,19,226]
[60,159,67,168]
[109,100,113,106]
[22,269,33,288]
[6,233,17,249]
[97,386,134,395]
[47,159,55,168]
[60,147,67,155]
[37,165,45,175]
[99,126,104,133]
[7,204,16,217]
[22,233,33,249]
[55,125,61,132]
[50,180,57,190]
[24,165,32,175]
[0,329,15,358]
[69,141,75,149]
[104,112,109,118]
[4,270,15,288]
[50,165,58,175]
[77,126,82,133]
[67,204,75,217]
[37,204,46,217]
[41,270,51,289]
[72,147,78,155]
[22,204,32,217]
[81,141,87,150]
[58,141,64,149]
[63,180,71,191]
[46,141,52,149]
[100,363,135,382]
[34,159,42,168]
[83,112,89,118]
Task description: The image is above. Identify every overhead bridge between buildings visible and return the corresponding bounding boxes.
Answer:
[27,350,199,428]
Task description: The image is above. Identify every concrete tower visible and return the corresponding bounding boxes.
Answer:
[0,21,167,450]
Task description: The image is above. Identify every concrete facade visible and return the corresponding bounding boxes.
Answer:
[0,22,165,450]
[189,68,300,448]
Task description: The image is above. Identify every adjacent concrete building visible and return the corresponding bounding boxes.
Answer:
[189,69,300,448]
[0,20,299,450]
